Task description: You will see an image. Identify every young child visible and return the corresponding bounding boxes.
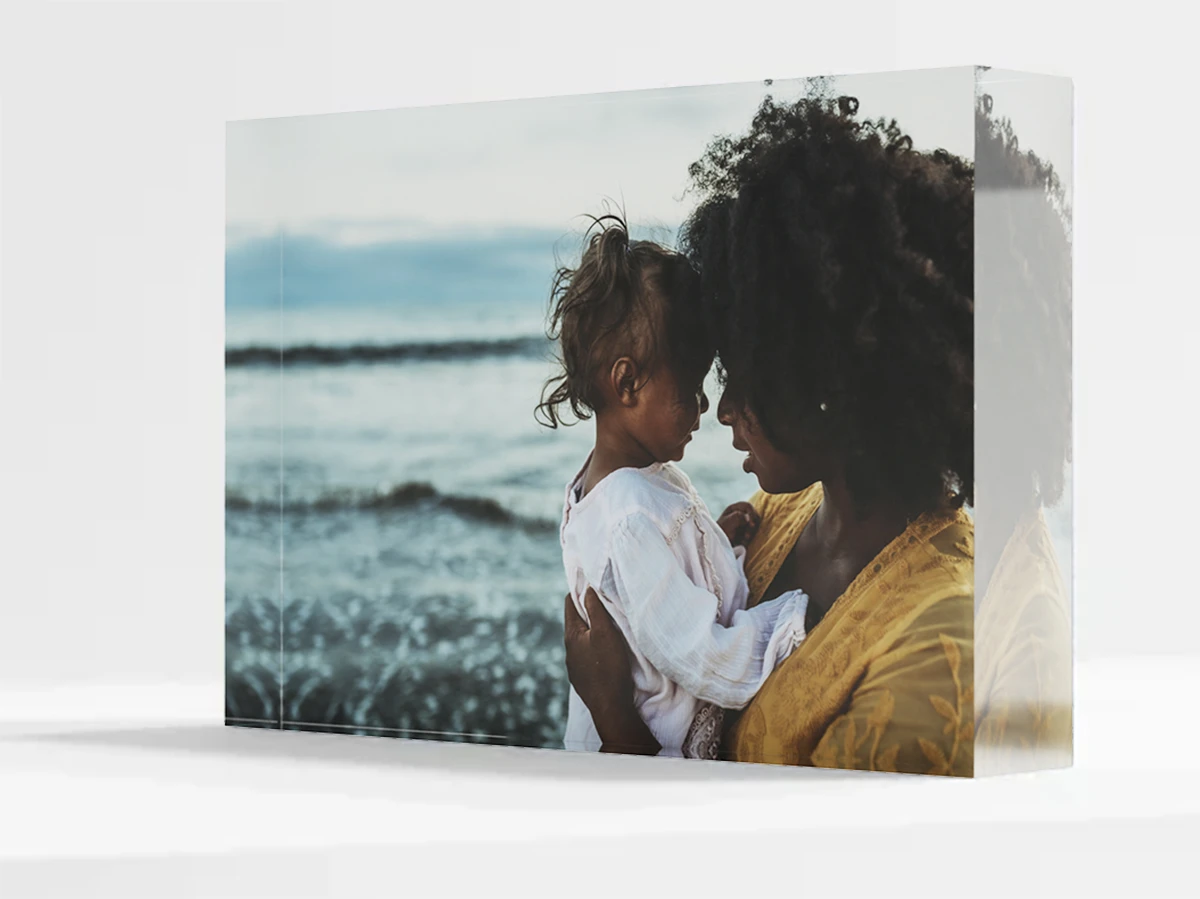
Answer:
[536,216,810,759]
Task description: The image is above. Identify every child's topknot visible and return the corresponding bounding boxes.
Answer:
[536,215,707,429]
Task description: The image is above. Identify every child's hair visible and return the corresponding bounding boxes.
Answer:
[536,215,708,429]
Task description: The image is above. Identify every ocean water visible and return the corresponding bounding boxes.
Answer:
[224,232,1073,748]
[224,238,759,745]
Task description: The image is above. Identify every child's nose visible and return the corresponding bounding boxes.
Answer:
[699,391,710,415]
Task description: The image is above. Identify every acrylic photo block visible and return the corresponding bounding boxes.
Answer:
[225,66,1073,777]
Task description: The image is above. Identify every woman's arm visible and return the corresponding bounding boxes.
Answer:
[563,589,661,756]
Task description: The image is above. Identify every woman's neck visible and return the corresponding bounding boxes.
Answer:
[783,476,920,626]
[816,477,907,547]
[584,417,656,496]
[810,477,920,570]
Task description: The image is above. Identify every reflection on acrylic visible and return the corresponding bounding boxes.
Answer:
[973,70,1074,774]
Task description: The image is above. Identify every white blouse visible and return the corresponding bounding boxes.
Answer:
[560,457,809,758]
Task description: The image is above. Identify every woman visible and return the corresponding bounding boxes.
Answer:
[565,93,977,775]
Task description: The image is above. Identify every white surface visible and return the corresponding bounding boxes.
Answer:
[1,1,1197,896]
[2,658,1197,896]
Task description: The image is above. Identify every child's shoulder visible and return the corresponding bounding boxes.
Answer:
[593,463,697,528]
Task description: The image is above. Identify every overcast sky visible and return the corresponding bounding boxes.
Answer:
[227,67,1070,245]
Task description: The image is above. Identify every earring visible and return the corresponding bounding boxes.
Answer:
[819,401,829,412]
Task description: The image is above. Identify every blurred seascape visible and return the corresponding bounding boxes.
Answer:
[225,228,1074,748]
[224,229,759,747]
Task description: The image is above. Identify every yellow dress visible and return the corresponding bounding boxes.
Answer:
[727,485,976,776]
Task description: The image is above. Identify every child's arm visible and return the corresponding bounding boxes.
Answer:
[608,511,808,710]
[716,501,760,548]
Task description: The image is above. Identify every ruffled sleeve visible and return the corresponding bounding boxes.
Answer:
[608,511,809,710]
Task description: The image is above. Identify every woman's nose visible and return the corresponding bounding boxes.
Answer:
[699,391,710,415]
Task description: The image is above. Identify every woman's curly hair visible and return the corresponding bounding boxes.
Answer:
[680,93,975,513]
[975,93,1072,511]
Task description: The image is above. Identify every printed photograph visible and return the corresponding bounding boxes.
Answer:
[225,67,1072,775]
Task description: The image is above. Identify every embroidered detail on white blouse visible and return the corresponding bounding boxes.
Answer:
[664,500,699,547]
[694,511,723,620]
[683,702,724,760]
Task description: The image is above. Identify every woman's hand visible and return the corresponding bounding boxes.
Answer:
[717,501,761,547]
[564,588,661,755]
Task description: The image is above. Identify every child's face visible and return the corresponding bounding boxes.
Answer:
[632,361,711,463]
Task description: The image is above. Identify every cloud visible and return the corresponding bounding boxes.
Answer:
[227,70,990,237]
[227,226,682,312]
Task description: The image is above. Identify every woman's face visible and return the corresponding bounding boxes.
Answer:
[717,388,813,495]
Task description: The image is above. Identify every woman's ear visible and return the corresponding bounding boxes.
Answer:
[609,357,640,407]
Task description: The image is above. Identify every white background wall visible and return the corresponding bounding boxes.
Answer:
[0,1,1192,684]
